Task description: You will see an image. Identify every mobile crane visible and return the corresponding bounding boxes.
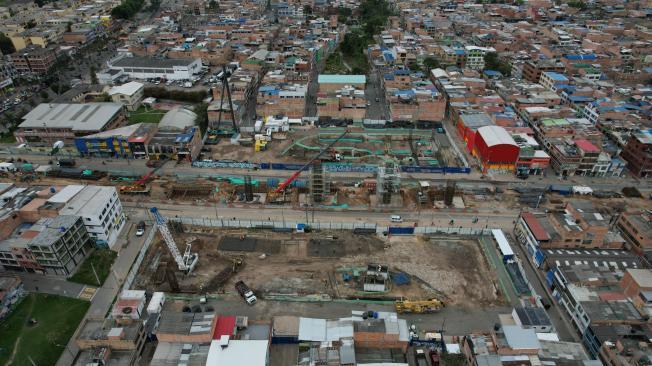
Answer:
[150,207,199,274]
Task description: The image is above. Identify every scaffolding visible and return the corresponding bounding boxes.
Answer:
[244,175,254,201]
[377,161,401,205]
[444,180,456,206]
[310,160,331,204]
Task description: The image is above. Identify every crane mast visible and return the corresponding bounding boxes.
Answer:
[150,207,198,273]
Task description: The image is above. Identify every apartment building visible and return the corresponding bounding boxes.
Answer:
[8,45,58,74]
[616,212,652,256]
[25,215,92,276]
[464,46,495,70]
[107,81,145,111]
[54,185,126,249]
[522,60,566,83]
[516,201,622,251]
[539,71,569,91]
[257,83,307,119]
[75,318,147,366]
[620,133,652,178]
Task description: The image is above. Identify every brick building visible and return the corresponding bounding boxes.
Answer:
[8,45,58,74]
[620,133,652,178]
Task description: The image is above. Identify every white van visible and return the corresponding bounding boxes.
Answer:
[390,215,403,223]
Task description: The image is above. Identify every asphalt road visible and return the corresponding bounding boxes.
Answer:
[3,152,649,194]
[365,71,388,120]
[125,202,520,230]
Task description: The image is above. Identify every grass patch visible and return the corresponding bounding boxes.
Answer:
[0,293,90,366]
[324,52,350,74]
[0,133,16,144]
[127,106,166,124]
[68,249,117,286]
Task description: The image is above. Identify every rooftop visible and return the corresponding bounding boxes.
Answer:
[318,74,366,84]
[205,340,268,366]
[626,269,652,288]
[112,56,198,69]
[19,103,123,131]
[62,186,116,217]
[159,108,197,131]
[477,125,518,147]
[107,81,144,97]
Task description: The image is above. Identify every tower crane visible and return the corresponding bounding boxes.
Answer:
[150,207,199,274]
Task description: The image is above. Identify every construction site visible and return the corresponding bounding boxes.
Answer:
[202,127,465,168]
[132,221,503,307]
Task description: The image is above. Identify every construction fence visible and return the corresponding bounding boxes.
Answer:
[191,160,471,174]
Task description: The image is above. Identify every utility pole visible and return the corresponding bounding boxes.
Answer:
[91,262,101,286]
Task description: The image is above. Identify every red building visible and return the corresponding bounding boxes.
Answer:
[473,126,520,172]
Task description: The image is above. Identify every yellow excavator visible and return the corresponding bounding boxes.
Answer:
[395,298,445,314]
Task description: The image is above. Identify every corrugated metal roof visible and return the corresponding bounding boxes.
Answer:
[521,212,550,241]
[318,74,366,84]
[477,125,517,147]
[48,184,84,203]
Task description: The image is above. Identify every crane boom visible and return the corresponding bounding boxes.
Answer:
[274,130,348,193]
[150,207,196,272]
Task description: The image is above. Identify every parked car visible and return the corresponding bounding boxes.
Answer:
[135,221,145,236]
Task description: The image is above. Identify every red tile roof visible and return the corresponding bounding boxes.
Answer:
[574,139,599,153]
[521,212,551,241]
[213,316,236,340]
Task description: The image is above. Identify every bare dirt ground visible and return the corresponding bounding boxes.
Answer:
[133,226,502,307]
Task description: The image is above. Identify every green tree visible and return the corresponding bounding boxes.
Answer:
[208,0,218,11]
[90,66,98,84]
[0,33,15,55]
[423,57,440,71]
[483,52,511,76]
[66,21,72,32]
[568,0,587,9]
[25,20,37,29]
[193,103,209,135]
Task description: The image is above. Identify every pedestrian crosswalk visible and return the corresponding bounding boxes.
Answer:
[78,286,97,301]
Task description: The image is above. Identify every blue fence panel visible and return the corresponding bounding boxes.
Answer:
[534,249,545,267]
[388,227,415,235]
[545,269,556,288]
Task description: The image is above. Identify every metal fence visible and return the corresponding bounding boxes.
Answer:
[168,216,378,231]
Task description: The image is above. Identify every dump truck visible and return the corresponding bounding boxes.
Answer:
[235,280,257,305]
[395,298,444,314]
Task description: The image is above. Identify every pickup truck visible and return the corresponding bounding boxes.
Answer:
[235,280,257,305]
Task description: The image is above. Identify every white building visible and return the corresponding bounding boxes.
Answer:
[108,81,144,111]
[109,56,202,81]
[464,46,495,70]
[206,339,269,366]
[50,185,126,249]
[539,71,569,92]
